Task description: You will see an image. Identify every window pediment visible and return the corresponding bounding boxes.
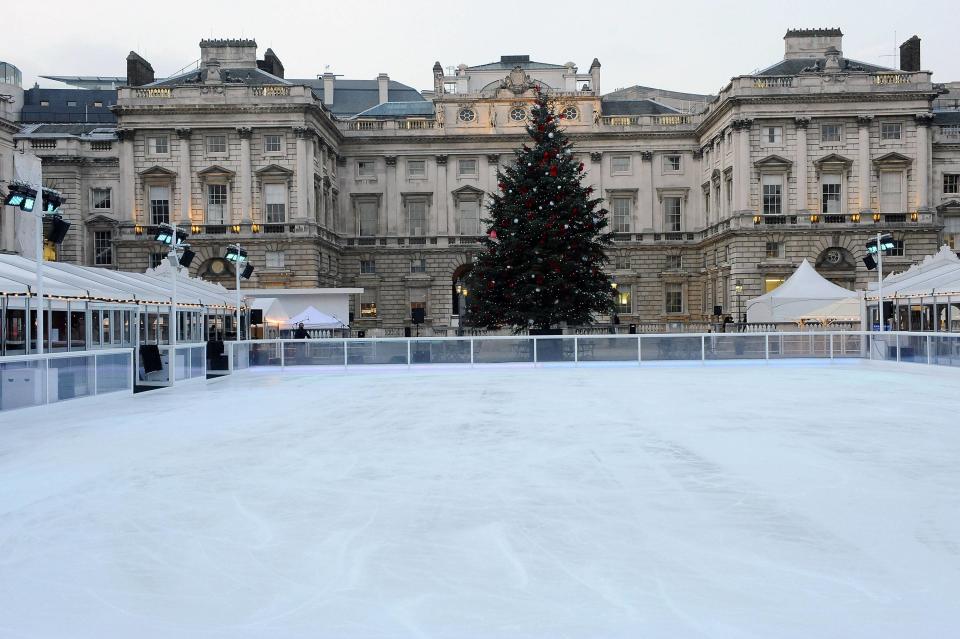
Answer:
[937,199,960,212]
[872,152,913,168]
[198,164,236,178]
[656,187,689,202]
[138,165,177,177]
[753,154,793,171]
[452,185,484,200]
[813,153,853,172]
[255,163,294,176]
[85,213,119,226]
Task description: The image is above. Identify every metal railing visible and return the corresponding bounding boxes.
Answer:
[0,348,134,412]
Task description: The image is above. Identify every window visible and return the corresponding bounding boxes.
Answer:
[764,277,785,293]
[509,107,527,122]
[148,185,170,224]
[206,183,227,224]
[67,101,77,107]
[443,82,458,95]
[264,134,282,153]
[410,289,427,318]
[149,252,166,269]
[665,283,683,314]
[407,159,426,178]
[360,291,378,318]
[93,101,103,108]
[206,135,227,154]
[880,172,902,213]
[93,231,112,265]
[410,258,427,274]
[358,199,378,236]
[663,154,681,172]
[762,126,783,145]
[821,123,842,143]
[614,286,632,314]
[762,174,783,215]
[264,183,287,223]
[615,253,630,269]
[611,197,631,233]
[944,174,959,195]
[562,106,579,121]
[889,240,905,257]
[821,174,842,217]
[357,160,376,178]
[457,158,478,177]
[407,199,427,236]
[265,251,285,269]
[726,178,733,209]
[665,254,682,270]
[765,241,784,259]
[704,190,711,217]
[881,122,902,141]
[611,155,631,174]
[457,108,476,122]
[92,188,111,210]
[664,197,682,232]
[458,200,480,235]
[147,136,169,155]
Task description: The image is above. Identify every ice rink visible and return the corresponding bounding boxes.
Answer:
[1,361,959,638]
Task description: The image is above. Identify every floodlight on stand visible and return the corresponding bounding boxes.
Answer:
[41,188,63,213]
[4,182,37,211]
[225,246,248,263]
[241,263,254,279]
[179,248,196,268]
[153,223,188,245]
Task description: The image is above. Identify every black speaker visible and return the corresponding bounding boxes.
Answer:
[404,326,412,337]
[241,263,254,279]
[411,307,425,324]
[713,305,723,316]
[357,330,366,338]
[45,216,71,244]
[863,255,877,270]
[250,309,263,325]
[628,323,637,334]
[179,248,196,268]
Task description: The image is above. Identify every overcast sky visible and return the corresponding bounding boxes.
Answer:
[4,0,957,94]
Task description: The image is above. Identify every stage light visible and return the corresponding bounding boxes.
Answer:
[865,234,895,254]
[44,215,71,244]
[4,183,37,211]
[863,254,877,270]
[179,248,196,268]
[153,223,188,246]
[42,189,63,213]
[241,263,254,279]
[225,246,248,263]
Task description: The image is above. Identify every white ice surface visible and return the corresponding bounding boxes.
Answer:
[1,362,959,638]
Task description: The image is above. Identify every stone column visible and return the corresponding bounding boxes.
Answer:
[692,149,704,227]
[175,128,192,224]
[294,126,309,221]
[237,127,252,223]
[487,154,500,193]
[436,155,449,235]
[915,113,934,212]
[385,156,398,235]
[734,118,752,213]
[794,118,810,213]
[641,151,654,232]
[717,135,727,219]
[116,128,136,222]
[317,139,327,227]
[857,116,873,213]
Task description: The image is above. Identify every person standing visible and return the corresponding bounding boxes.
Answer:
[293,322,309,339]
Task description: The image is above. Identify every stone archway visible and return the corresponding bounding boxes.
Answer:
[451,263,473,317]
[814,246,857,289]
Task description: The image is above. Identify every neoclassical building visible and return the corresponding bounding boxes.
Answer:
[4,29,960,330]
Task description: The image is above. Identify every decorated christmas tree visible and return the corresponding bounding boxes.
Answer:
[465,90,614,332]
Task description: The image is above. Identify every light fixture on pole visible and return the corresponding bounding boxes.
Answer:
[864,233,895,330]
[225,244,253,342]
[154,222,189,377]
[735,279,743,324]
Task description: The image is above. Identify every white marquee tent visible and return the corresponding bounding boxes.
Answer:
[745,259,857,323]
[282,306,345,330]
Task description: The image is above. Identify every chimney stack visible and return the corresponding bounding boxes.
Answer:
[257,48,285,79]
[589,58,601,95]
[126,51,154,87]
[322,72,335,106]
[900,35,921,72]
[377,73,390,104]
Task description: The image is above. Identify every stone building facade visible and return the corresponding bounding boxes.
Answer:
[5,30,960,331]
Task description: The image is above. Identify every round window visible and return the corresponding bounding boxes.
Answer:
[509,107,527,122]
[825,249,843,265]
[458,108,476,123]
[562,106,579,121]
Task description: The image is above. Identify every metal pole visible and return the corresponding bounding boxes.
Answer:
[877,232,884,331]
[235,243,242,342]
[169,222,178,384]
[34,168,44,355]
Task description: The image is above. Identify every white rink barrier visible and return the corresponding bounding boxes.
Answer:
[0,348,133,413]
[227,332,960,370]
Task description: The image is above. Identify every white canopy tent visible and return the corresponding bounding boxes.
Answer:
[865,246,960,332]
[797,298,863,323]
[746,259,856,323]
[282,306,345,330]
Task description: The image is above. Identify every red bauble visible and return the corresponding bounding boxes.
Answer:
[578,162,584,172]
[489,229,498,240]
[536,275,544,284]
[537,125,545,132]
[487,280,495,290]
[549,165,558,176]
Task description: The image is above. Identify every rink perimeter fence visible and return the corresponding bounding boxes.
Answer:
[2,332,958,414]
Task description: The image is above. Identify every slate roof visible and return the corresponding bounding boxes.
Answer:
[352,101,436,118]
[147,67,290,87]
[20,88,117,124]
[603,85,713,103]
[467,55,567,71]
[600,99,681,116]
[291,79,427,117]
[16,123,116,138]
[756,57,893,76]
[934,111,960,125]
